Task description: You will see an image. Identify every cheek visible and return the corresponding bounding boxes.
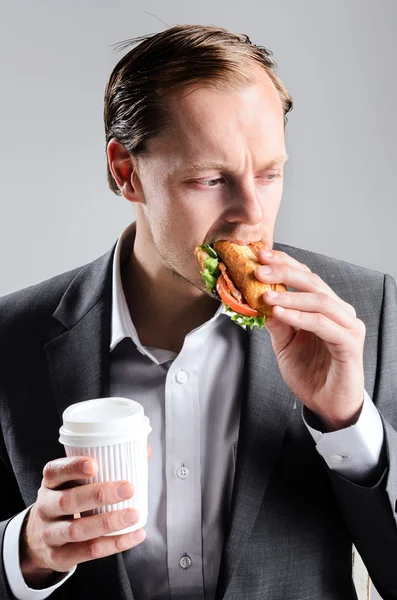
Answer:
[145,188,208,260]
[161,185,224,234]
[260,182,283,220]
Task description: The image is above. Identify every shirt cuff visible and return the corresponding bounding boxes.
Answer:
[302,390,385,483]
[3,505,76,600]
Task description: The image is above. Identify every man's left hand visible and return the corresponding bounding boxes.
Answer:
[255,248,366,432]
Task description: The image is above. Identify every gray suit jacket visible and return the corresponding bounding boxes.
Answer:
[1,241,397,600]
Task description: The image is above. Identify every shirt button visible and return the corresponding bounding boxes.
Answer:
[179,554,192,569]
[175,370,188,384]
[330,454,343,463]
[176,464,189,479]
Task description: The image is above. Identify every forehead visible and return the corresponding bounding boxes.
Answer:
[151,70,286,167]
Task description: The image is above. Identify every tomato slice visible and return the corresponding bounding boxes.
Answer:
[216,274,259,317]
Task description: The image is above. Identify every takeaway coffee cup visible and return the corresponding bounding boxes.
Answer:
[59,397,151,536]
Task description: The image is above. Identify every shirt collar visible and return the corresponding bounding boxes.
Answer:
[110,223,225,365]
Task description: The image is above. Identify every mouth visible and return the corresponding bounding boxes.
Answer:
[220,238,252,246]
[208,237,264,247]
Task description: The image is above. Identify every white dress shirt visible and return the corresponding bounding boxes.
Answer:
[3,223,385,600]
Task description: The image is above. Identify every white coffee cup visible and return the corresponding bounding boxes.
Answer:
[59,397,151,536]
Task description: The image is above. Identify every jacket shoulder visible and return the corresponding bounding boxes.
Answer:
[275,242,385,287]
[0,263,89,340]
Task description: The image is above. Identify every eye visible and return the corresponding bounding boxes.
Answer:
[202,178,224,187]
[264,172,282,182]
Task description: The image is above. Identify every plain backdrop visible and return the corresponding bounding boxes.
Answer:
[0,0,396,299]
[1,1,396,598]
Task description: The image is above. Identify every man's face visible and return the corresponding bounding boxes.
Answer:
[134,67,287,291]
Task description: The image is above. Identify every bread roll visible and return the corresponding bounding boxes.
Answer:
[214,241,286,316]
[194,246,210,271]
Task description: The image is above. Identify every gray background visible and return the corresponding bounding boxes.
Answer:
[1,1,395,598]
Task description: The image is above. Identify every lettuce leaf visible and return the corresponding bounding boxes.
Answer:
[198,244,266,329]
[224,306,267,330]
[200,245,220,292]
[202,243,218,259]
[204,257,219,274]
[201,269,218,292]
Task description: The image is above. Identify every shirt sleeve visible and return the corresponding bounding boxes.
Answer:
[3,505,76,600]
[302,390,386,484]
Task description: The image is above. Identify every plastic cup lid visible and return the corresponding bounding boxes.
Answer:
[59,397,151,445]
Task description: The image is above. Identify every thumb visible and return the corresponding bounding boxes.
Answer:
[265,310,296,355]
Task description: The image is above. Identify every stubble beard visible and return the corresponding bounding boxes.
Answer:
[151,232,208,296]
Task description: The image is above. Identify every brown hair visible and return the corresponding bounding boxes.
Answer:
[104,24,293,195]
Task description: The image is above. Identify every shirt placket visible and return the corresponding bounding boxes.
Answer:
[165,331,206,598]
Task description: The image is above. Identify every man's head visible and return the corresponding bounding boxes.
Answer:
[105,24,293,292]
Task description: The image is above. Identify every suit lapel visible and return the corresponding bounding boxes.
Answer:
[216,325,296,599]
[44,245,134,600]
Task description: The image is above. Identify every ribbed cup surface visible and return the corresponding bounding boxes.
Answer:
[64,435,148,535]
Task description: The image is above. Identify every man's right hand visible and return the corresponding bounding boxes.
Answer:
[20,455,147,589]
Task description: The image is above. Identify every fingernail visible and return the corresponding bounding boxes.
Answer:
[82,461,93,475]
[123,509,139,525]
[266,291,278,299]
[117,482,133,499]
[262,250,272,257]
[260,266,272,275]
[132,529,146,542]
[275,305,285,312]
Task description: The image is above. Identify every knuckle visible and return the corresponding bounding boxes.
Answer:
[340,299,356,317]
[87,539,103,560]
[316,312,327,326]
[67,520,81,543]
[41,526,51,545]
[101,513,114,535]
[356,318,366,334]
[36,501,48,521]
[93,485,106,507]
[278,251,287,263]
[43,461,57,482]
[287,291,297,304]
[346,303,357,318]
[58,491,72,515]
[311,272,322,287]
[318,293,330,307]
[37,487,45,503]
[47,547,59,568]
[351,323,366,341]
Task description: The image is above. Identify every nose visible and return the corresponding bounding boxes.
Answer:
[224,182,263,226]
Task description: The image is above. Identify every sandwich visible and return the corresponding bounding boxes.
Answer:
[194,240,286,329]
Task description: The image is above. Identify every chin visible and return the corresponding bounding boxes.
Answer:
[167,264,205,294]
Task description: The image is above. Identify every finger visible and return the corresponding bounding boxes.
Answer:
[43,457,98,490]
[46,529,147,572]
[264,313,296,354]
[256,264,356,317]
[263,291,357,329]
[257,248,312,273]
[45,508,140,546]
[44,480,134,519]
[147,443,152,461]
[271,306,359,346]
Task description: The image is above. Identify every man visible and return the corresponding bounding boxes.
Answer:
[1,23,397,600]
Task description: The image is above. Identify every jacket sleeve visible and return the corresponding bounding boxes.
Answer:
[0,435,28,599]
[327,273,397,600]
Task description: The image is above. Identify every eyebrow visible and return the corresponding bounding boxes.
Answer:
[179,154,289,174]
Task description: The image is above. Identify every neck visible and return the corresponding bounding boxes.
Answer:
[121,230,219,354]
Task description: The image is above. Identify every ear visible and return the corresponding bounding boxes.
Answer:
[107,138,144,203]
